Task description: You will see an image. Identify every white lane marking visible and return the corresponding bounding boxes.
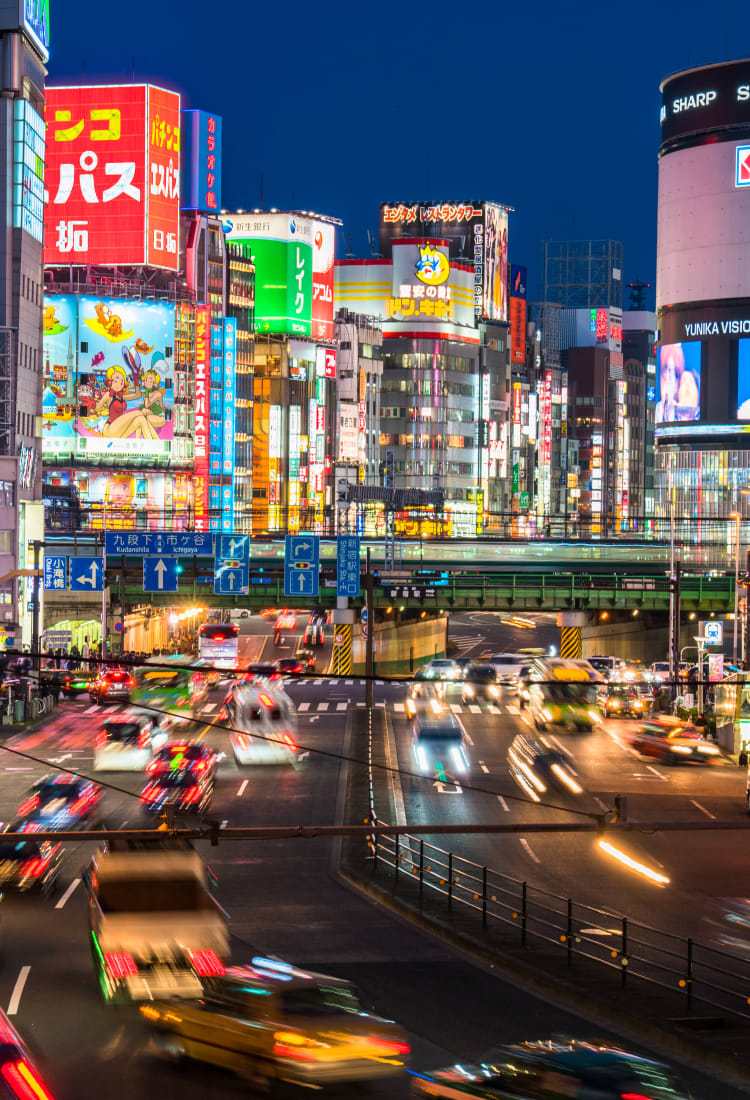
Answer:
[383,707,406,827]
[336,702,348,711]
[548,735,566,753]
[468,704,482,714]
[450,704,463,714]
[203,703,217,714]
[356,702,365,707]
[646,765,668,782]
[220,819,228,829]
[4,768,33,771]
[520,838,541,864]
[307,716,320,723]
[488,704,501,715]
[7,967,30,1015]
[506,704,520,715]
[593,797,609,812]
[479,761,490,774]
[690,799,716,820]
[393,702,405,713]
[375,680,384,686]
[345,680,353,686]
[497,795,510,812]
[316,702,329,712]
[237,780,248,797]
[313,680,323,685]
[55,878,80,910]
[463,732,474,746]
[297,702,311,712]
[83,704,100,715]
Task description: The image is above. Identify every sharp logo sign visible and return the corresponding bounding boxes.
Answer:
[737,146,750,188]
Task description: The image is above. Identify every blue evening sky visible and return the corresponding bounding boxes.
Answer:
[47,1,750,305]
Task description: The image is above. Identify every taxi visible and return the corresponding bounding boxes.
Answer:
[628,718,721,764]
[140,957,410,1087]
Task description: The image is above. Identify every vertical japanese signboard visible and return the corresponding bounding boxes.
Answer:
[147,86,180,269]
[194,305,210,531]
[222,317,236,531]
[181,109,221,213]
[45,84,180,269]
[311,220,335,341]
[510,264,527,364]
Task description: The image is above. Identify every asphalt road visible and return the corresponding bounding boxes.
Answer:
[0,675,742,1100]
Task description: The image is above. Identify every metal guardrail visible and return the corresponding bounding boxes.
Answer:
[363,714,750,1022]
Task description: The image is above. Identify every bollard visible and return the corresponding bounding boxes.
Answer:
[14,700,24,723]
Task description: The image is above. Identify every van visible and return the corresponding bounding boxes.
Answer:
[412,712,468,775]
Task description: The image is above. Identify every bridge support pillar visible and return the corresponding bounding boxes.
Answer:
[332,624,353,676]
[557,611,585,660]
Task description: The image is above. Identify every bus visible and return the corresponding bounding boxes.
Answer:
[198,622,240,677]
[130,655,208,722]
[525,658,601,732]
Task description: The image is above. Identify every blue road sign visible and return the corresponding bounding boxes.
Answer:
[215,562,249,595]
[143,557,179,593]
[105,532,214,556]
[43,556,68,591]
[284,535,319,598]
[337,536,361,598]
[69,556,103,592]
[217,534,250,561]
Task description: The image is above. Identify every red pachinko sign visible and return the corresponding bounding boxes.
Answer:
[194,305,211,531]
[45,84,180,269]
[542,371,553,466]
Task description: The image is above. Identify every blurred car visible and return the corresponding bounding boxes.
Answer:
[628,718,721,764]
[89,667,135,704]
[16,773,102,830]
[274,611,297,643]
[140,768,215,816]
[411,1037,691,1100]
[412,712,468,775]
[140,957,409,1086]
[243,662,281,682]
[296,648,316,671]
[0,1007,60,1099]
[230,684,298,766]
[274,657,306,678]
[488,653,527,686]
[303,614,325,647]
[461,663,499,703]
[47,667,96,698]
[148,741,219,781]
[94,715,169,773]
[0,834,63,895]
[507,733,583,801]
[417,659,460,682]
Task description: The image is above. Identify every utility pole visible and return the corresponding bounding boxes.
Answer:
[31,539,42,673]
[670,561,681,694]
[365,546,374,710]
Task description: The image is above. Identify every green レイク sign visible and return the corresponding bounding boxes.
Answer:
[235,237,312,336]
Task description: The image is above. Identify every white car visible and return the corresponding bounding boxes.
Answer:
[230,684,298,766]
[93,715,169,772]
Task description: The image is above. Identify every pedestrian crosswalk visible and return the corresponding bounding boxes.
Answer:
[391,701,520,717]
[449,632,486,655]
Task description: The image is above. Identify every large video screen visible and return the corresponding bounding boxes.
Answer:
[43,295,175,460]
[737,339,750,419]
[655,341,702,423]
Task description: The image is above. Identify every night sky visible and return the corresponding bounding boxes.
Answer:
[47,1,750,306]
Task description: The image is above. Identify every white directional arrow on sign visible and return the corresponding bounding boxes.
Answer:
[154,560,168,589]
[228,538,243,556]
[293,541,312,557]
[75,561,100,588]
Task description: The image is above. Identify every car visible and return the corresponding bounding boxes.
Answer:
[417,659,460,682]
[0,833,63,895]
[587,655,622,680]
[243,662,281,681]
[15,773,103,830]
[412,712,468,775]
[303,615,325,646]
[628,718,722,764]
[274,611,297,643]
[507,733,583,800]
[410,1037,691,1100]
[148,740,219,781]
[230,684,298,766]
[93,715,169,772]
[296,648,316,670]
[461,662,499,703]
[488,653,527,686]
[89,667,135,704]
[274,657,306,678]
[47,667,97,698]
[0,1007,60,1098]
[140,768,215,816]
[140,957,410,1087]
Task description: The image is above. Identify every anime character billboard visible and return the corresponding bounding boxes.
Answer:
[42,295,175,459]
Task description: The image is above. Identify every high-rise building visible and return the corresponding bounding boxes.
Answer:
[0,5,49,647]
[622,311,657,529]
[541,240,624,310]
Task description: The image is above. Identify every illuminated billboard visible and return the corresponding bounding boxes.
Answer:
[379,201,510,323]
[181,109,221,213]
[660,59,750,146]
[13,99,45,243]
[385,238,476,342]
[737,339,750,419]
[655,341,701,423]
[225,212,340,337]
[44,84,180,269]
[44,469,192,530]
[510,264,527,364]
[42,295,175,460]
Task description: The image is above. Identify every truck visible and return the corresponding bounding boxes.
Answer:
[84,841,230,1004]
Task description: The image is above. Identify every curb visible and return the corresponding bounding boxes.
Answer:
[338,859,750,1094]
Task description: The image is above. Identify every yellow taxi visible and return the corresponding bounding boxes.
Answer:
[140,956,410,1087]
